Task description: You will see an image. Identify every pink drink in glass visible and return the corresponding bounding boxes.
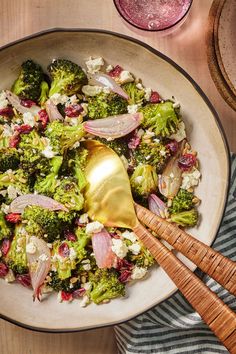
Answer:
[114,0,192,33]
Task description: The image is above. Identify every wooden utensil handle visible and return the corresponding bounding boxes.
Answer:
[135,203,236,297]
[133,222,236,353]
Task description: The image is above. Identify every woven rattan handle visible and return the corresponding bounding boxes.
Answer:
[135,203,236,297]
[133,222,236,353]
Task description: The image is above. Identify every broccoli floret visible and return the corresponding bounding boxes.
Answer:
[132,140,170,172]
[0,169,30,196]
[0,211,12,240]
[170,209,198,227]
[11,60,44,101]
[122,82,145,105]
[129,247,154,268]
[130,164,158,197]
[87,92,128,119]
[23,206,71,242]
[39,81,49,106]
[97,137,129,157]
[45,121,85,153]
[0,148,20,172]
[53,178,84,212]
[19,130,49,174]
[48,58,87,96]
[72,148,88,190]
[139,101,179,137]
[89,268,125,304]
[51,227,90,279]
[47,270,81,293]
[170,189,194,214]
[5,225,28,274]
[34,156,63,195]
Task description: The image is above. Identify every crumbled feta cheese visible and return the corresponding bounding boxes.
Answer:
[50,93,69,105]
[143,130,155,139]
[170,121,186,142]
[118,70,134,84]
[79,213,89,224]
[85,221,104,234]
[83,263,91,271]
[2,124,14,137]
[69,247,77,261]
[26,242,36,254]
[0,91,8,109]
[144,87,152,101]
[111,238,128,259]
[122,231,137,243]
[136,83,144,90]
[41,138,56,158]
[23,112,35,127]
[47,243,53,249]
[131,266,148,280]
[160,149,167,157]
[134,176,144,184]
[68,94,78,105]
[85,57,104,74]
[137,128,145,138]
[7,185,21,200]
[81,259,90,264]
[16,246,22,253]
[181,168,201,190]
[106,64,113,72]
[82,85,103,96]
[145,155,151,160]
[127,104,139,114]
[39,253,49,262]
[83,282,92,291]
[5,269,15,283]
[80,294,89,308]
[128,243,141,255]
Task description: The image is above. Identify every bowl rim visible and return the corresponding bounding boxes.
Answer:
[113,0,193,32]
[0,27,231,333]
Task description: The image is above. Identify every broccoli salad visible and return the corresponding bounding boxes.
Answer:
[0,57,201,306]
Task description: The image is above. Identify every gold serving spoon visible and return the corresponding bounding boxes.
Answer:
[83,140,236,353]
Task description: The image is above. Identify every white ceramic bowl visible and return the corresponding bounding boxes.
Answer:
[0,29,230,332]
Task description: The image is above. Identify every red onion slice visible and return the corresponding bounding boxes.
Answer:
[158,140,185,198]
[45,99,64,122]
[9,194,68,214]
[5,90,40,115]
[88,72,129,100]
[92,229,116,268]
[148,194,167,217]
[27,236,51,300]
[84,112,143,139]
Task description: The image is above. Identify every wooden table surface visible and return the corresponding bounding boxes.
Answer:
[0,1,235,353]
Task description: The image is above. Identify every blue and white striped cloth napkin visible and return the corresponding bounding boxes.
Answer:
[115,154,236,354]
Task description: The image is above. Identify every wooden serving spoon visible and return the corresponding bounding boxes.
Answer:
[83,140,236,353]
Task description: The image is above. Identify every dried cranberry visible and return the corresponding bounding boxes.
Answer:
[38,109,49,129]
[0,262,8,277]
[61,291,73,301]
[166,140,179,155]
[149,91,161,103]
[65,104,83,117]
[178,154,196,171]
[16,124,33,134]
[118,270,132,283]
[9,133,20,148]
[0,107,14,117]
[64,230,77,242]
[5,213,21,224]
[108,65,123,78]
[20,99,36,108]
[1,239,11,256]
[16,274,31,288]
[58,242,70,258]
[128,130,141,150]
[72,288,86,299]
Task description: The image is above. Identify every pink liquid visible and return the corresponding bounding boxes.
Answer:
[115,0,192,31]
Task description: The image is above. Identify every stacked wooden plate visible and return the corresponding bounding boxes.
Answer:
[207,0,236,111]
